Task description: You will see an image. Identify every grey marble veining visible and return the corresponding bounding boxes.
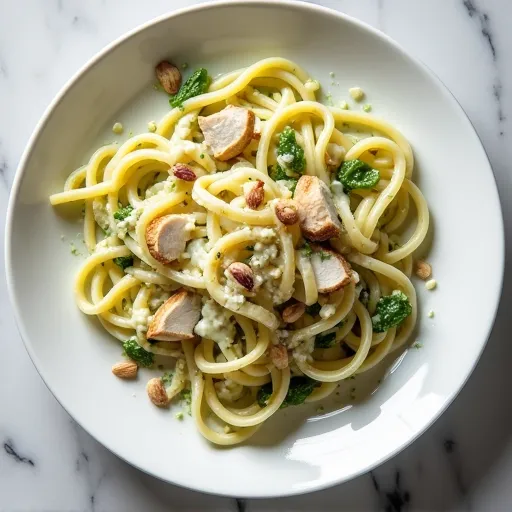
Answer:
[2,0,512,510]
[462,0,506,136]
[3,440,35,467]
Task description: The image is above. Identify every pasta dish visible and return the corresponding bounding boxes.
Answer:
[50,57,430,445]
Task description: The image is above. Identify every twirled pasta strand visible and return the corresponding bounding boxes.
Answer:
[50,57,430,446]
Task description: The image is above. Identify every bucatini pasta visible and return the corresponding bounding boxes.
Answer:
[50,57,429,446]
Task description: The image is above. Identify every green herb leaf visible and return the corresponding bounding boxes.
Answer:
[371,290,412,332]
[113,256,133,270]
[257,377,320,408]
[301,241,313,258]
[315,332,336,348]
[288,179,298,196]
[162,371,173,387]
[269,127,305,194]
[276,126,305,175]
[169,68,210,109]
[337,159,380,192]
[113,205,134,221]
[270,164,289,181]
[180,388,192,405]
[273,126,306,180]
[180,388,192,416]
[122,337,154,367]
[268,166,298,196]
[319,251,331,261]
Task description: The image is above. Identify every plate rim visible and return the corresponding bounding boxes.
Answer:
[5,0,505,498]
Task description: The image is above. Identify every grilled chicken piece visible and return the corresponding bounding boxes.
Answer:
[146,214,193,264]
[294,175,342,241]
[310,245,352,293]
[146,289,201,342]
[198,105,255,161]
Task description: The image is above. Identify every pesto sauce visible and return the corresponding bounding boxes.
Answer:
[371,291,412,332]
[337,159,380,192]
[169,68,210,109]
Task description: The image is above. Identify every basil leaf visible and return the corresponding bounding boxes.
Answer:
[169,68,210,109]
[337,159,380,192]
[371,291,412,332]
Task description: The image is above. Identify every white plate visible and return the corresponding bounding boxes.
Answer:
[5,0,504,498]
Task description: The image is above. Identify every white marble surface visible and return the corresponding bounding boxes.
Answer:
[1,0,512,510]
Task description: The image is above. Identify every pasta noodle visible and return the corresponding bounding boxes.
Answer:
[50,57,430,446]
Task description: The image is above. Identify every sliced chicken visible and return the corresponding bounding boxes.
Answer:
[147,289,201,341]
[198,105,255,161]
[310,245,352,293]
[146,214,193,264]
[294,175,342,241]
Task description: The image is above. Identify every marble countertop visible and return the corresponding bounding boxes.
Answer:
[2,0,512,510]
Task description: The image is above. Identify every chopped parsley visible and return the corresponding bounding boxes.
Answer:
[319,251,331,261]
[113,204,134,221]
[113,256,133,270]
[371,291,412,333]
[162,371,174,387]
[179,388,192,416]
[300,241,313,258]
[337,159,380,192]
[169,68,210,109]
[257,377,320,408]
[180,388,192,414]
[315,332,336,348]
[300,243,330,261]
[122,337,154,367]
